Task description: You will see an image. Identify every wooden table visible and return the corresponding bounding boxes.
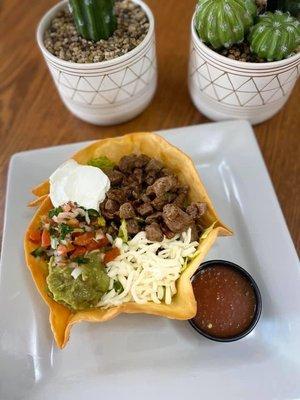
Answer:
[1,0,299,253]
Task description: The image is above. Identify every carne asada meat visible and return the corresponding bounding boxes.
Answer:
[145,158,163,173]
[104,170,124,186]
[100,153,207,242]
[162,204,194,233]
[145,211,162,224]
[126,218,140,235]
[119,202,136,219]
[137,203,154,217]
[146,176,178,197]
[186,202,207,219]
[145,222,163,242]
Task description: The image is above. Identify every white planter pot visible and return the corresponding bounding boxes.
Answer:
[188,13,300,125]
[37,0,157,125]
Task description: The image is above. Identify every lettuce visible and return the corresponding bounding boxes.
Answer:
[118,219,128,243]
[87,156,115,170]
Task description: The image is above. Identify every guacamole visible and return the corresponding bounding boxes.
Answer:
[47,252,110,310]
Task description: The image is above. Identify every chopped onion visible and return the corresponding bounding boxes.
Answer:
[106,234,113,244]
[71,267,83,280]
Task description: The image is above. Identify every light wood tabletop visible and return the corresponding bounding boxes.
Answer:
[0,0,299,253]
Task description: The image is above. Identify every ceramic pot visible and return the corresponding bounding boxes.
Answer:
[37,0,157,125]
[188,13,300,125]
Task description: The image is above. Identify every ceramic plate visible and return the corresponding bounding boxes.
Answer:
[1,120,299,400]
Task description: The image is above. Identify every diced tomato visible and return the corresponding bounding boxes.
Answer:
[103,247,120,264]
[28,230,42,244]
[73,232,94,246]
[85,236,109,251]
[85,241,101,251]
[71,246,87,258]
[41,229,51,248]
[57,243,75,256]
[72,231,83,238]
[96,236,109,247]
[98,236,109,247]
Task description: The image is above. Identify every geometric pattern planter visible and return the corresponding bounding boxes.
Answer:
[37,0,157,125]
[48,43,156,106]
[189,15,300,124]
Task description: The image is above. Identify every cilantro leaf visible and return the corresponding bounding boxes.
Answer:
[74,257,89,265]
[87,209,100,219]
[48,206,63,218]
[30,247,45,258]
[113,280,124,294]
[59,223,73,239]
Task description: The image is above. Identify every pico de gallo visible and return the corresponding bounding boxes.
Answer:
[28,202,120,310]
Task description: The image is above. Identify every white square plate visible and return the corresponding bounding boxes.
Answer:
[1,121,299,400]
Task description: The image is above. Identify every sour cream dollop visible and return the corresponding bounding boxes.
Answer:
[50,159,110,210]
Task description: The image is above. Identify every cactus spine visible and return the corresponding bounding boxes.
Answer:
[69,0,117,42]
[249,11,300,61]
[266,1,300,19]
[195,0,257,49]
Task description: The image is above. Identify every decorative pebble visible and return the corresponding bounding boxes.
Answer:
[44,0,149,63]
[213,42,266,63]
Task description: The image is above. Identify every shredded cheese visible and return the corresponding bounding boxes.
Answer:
[98,228,198,308]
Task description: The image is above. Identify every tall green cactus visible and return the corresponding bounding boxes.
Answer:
[69,0,117,42]
[195,0,257,49]
[249,11,300,61]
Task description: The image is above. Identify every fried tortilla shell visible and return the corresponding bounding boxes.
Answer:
[24,132,232,348]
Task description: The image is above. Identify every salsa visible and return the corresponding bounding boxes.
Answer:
[192,264,257,338]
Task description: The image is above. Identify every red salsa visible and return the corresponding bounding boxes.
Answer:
[192,264,257,338]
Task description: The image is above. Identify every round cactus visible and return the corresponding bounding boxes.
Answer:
[248,11,300,61]
[195,0,258,49]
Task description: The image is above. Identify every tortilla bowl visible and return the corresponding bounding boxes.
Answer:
[24,132,232,348]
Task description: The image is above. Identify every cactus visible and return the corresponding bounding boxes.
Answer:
[69,0,117,42]
[195,0,258,49]
[266,1,300,19]
[249,11,300,61]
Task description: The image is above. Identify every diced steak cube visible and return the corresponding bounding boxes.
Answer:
[145,211,162,224]
[186,202,207,219]
[105,199,119,213]
[141,194,151,203]
[105,170,124,186]
[106,189,128,204]
[126,219,140,235]
[145,222,163,242]
[160,222,176,239]
[119,202,136,219]
[135,154,151,168]
[146,176,178,197]
[162,204,193,233]
[145,171,157,186]
[137,203,154,216]
[152,196,169,210]
[190,223,199,242]
[118,155,138,173]
[145,158,163,173]
[172,192,186,208]
[132,168,143,184]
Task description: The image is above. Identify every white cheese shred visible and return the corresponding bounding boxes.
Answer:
[98,228,199,308]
